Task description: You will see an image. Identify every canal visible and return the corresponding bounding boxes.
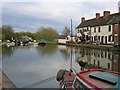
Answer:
[1,44,120,88]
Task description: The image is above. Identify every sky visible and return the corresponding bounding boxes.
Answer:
[1,0,120,34]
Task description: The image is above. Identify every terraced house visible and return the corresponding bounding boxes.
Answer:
[76,11,120,45]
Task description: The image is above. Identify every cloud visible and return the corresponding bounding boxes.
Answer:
[2,1,120,33]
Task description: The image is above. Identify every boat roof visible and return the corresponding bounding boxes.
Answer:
[89,72,118,85]
[39,39,47,42]
[76,69,120,89]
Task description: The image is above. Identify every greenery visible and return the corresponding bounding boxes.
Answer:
[0,25,59,42]
[1,25,16,41]
[37,27,58,42]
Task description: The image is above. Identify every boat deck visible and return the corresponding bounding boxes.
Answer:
[64,72,76,89]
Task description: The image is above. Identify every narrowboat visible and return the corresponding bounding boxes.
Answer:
[56,69,120,90]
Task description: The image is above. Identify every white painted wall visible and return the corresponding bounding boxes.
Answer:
[58,39,67,44]
[67,35,76,42]
[91,25,113,44]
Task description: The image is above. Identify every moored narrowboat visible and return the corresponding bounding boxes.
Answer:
[56,69,120,90]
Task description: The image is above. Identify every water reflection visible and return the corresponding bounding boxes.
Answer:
[0,46,2,69]
[2,44,120,88]
[2,46,15,58]
[58,45,72,61]
[75,47,120,72]
[36,44,57,56]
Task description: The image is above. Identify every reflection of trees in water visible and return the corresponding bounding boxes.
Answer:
[59,46,74,61]
[2,45,31,59]
[59,49,70,60]
[36,44,57,56]
[0,46,2,55]
[2,46,15,58]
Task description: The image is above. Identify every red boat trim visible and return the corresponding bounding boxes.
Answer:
[79,69,120,75]
[74,77,93,89]
[76,69,120,90]
[76,73,102,90]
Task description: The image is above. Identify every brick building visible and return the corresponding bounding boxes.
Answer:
[76,11,120,45]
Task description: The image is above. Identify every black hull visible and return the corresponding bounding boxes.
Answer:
[38,42,46,47]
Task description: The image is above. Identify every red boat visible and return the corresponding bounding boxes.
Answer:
[56,19,120,90]
[56,69,120,90]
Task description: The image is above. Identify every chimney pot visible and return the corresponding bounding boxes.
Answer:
[96,13,100,20]
[103,11,110,17]
[81,17,85,23]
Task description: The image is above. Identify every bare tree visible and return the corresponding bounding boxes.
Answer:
[62,26,70,36]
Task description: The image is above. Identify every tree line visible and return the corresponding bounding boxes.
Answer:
[0,25,60,42]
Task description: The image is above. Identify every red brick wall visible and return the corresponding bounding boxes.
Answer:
[112,24,119,43]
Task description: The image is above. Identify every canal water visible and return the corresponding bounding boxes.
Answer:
[1,44,120,88]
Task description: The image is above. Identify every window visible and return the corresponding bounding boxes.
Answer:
[98,27,100,32]
[87,27,88,31]
[108,35,111,42]
[94,60,95,65]
[78,29,79,33]
[94,27,96,32]
[101,51,103,58]
[98,36,100,40]
[108,63,110,69]
[108,53,111,59]
[98,61,100,66]
[108,25,111,32]
[105,51,107,58]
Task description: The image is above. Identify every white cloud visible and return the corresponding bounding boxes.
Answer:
[2,0,120,33]
[2,0,120,3]
[3,1,119,19]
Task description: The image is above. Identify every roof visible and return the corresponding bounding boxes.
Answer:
[76,13,120,28]
[58,35,76,39]
[58,35,67,39]
[39,39,47,43]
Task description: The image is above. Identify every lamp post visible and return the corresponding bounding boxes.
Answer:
[71,19,73,42]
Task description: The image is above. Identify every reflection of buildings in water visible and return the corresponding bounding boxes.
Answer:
[75,48,119,71]
[58,45,67,51]
[58,45,75,54]
[58,45,75,61]
[112,52,119,72]
[90,50,113,70]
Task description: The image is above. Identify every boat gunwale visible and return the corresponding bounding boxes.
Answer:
[78,69,120,75]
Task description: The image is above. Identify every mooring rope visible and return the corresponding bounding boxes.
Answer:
[23,76,56,88]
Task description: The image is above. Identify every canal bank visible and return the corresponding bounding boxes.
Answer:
[58,43,120,52]
[0,70,16,89]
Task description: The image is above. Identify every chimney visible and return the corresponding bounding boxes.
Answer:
[96,13,100,20]
[81,17,85,23]
[103,11,110,17]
